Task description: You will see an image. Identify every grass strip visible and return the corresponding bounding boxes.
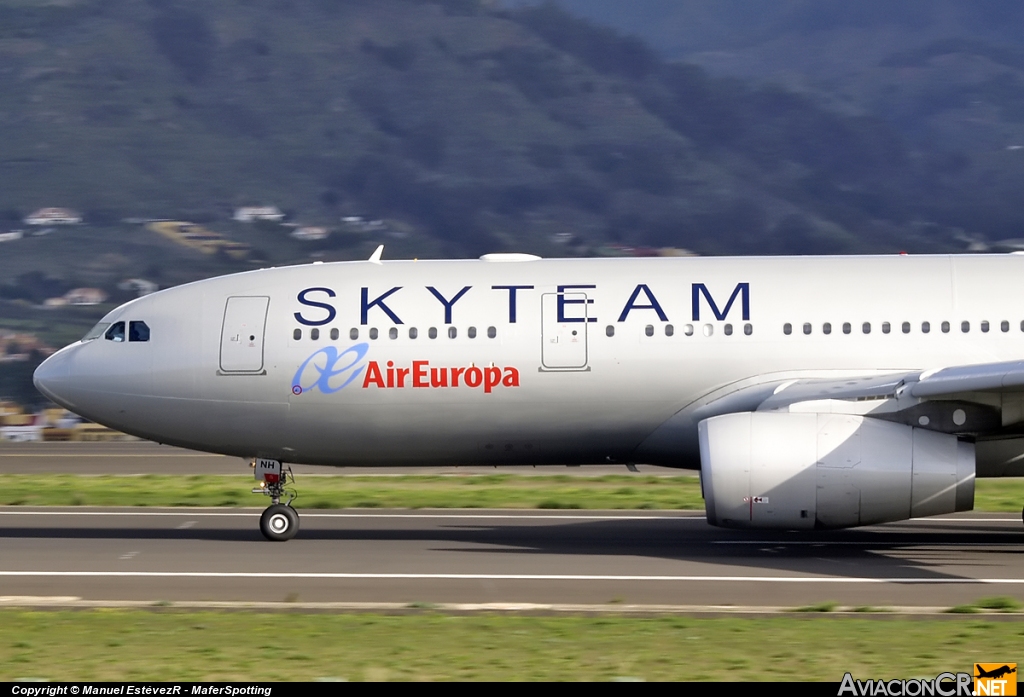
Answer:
[0,474,1021,511]
[0,473,706,509]
[2,610,1023,681]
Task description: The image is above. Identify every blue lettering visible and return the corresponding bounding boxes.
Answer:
[491,285,534,324]
[692,283,750,321]
[557,284,597,323]
[292,343,369,394]
[294,287,336,327]
[617,284,668,322]
[427,286,472,324]
[361,287,403,325]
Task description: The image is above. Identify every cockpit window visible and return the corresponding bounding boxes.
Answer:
[105,322,126,343]
[83,322,110,341]
[129,321,150,342]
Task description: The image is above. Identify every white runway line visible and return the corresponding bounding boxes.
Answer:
[0,571,1021,583]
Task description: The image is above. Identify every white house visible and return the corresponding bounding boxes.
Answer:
[64,288,108,306]
[234,206,285,223]
[24,208,82,225]
[117,278,159,297]
[0,230,23,242]
[291,226,329,241]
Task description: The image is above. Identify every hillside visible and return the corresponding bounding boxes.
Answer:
[0,0,1001,269]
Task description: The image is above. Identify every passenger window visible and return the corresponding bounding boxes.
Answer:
[448,327,457,339]
[783,323,792,335]
[350,328,358,340]
[606,325,614,337]
[369,328,378,340]
[981,321,990,333]
[823,323,832,335]
[1002,320,1010,333]
[128,321,150,342]
[902,322,911,334]
[941,321,950,333]
[724,323,733,336]
[802,323,811,335]
[310,328,320,341]
[292,328,301,341]
[665,324,674,337]
[961,321,970,333]
[409,327,418,339]
[389,327,398,340]
[331,328,339,341]
[842,323,851,335]
[703,324,713,337]
[429,327,438,339]
[684,324,694,336]
[645,325,654,337]
[743,323,752,336]
[882,322,891,334]
[922,321,931,333]
[862,322,871,334]
[468,326,477,339]
[488,326,497,339]
[105,322,126,343]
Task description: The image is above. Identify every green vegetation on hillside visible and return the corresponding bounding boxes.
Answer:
[0,0,996,268]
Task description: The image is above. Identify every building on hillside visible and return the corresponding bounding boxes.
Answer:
[24,208,82,225]
[291,226,329,241]
[118,278,159,297]
[0,425,43,442]
[234,206,284,223]
[0,230,23,242]
[64,288,108,306]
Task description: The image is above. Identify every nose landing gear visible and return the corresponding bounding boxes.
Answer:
[252,458,299,541]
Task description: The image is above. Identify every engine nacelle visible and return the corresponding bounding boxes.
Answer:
[699,412,974,530]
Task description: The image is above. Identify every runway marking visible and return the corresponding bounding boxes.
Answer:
[0,571,1021,583]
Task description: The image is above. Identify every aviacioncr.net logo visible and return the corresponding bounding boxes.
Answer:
[291,343,368,395]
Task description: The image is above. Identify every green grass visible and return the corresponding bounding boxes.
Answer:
[0,473,707,509]
[1,611,1022,681]
[0,474,1021,511]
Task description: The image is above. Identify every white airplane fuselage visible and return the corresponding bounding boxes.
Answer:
[32,254,1024,473]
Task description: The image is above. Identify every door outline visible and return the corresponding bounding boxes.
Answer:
[540,292,591,372]
[218,296,270,375]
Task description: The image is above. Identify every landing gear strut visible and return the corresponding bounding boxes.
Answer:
[252,458,299,541]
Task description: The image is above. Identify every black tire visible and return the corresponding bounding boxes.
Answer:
[260,504,299,541]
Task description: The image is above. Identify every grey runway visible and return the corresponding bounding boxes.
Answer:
[0,441,682,476]
[0,507,1021,610]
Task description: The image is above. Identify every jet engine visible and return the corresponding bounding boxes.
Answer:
[698,412,974,530]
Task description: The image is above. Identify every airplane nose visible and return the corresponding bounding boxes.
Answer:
[33,350,72,407]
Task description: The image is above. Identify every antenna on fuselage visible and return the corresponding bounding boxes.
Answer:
[368,244,384,264]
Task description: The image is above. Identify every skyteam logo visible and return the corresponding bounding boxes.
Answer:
[291,343,369,395]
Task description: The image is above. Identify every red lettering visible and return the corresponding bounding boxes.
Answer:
[430,367,448,387]
[465,367,483,388]
[451,367,465,387]
[413,361,429,388]
[362,361,385,388]
[502,367,520,387]
[396,367,410,387]
[484,367,501,393]
[386,364,394,388]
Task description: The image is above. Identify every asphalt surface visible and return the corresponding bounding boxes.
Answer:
[0,508,1021,610]
[0,441,680,476]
